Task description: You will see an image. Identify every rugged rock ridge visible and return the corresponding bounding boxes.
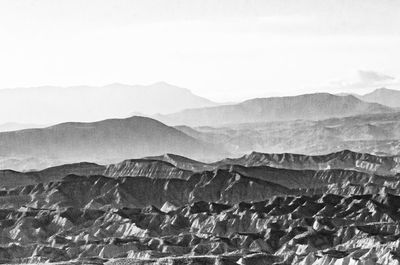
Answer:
[1,164,399,209]
[1,191,400,264]
[2,149,399,188]
[1,170,294,209]
[103,159,193,180]
[144,153,214,172]
[220,149,400,175]
[1,150,400,264]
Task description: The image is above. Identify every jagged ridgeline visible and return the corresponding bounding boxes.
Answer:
[1,150,400,264]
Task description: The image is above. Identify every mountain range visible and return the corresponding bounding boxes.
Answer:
[157,93,393,126]
[0,85,399,170]
[0,116,220,170]
[176,111,400,157]
[1,84,400,264]
[355,87,400,108]
[0,150,399,264]
[0,82,217,124]
[1,83,399,127]
[1,111,400,171]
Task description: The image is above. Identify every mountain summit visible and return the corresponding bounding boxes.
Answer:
[0,116,219,167]
[357,87,400,108]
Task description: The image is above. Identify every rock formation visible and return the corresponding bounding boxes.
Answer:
[0,150,399,264]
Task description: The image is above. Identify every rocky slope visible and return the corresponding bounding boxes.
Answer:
[0,150,400,264]
[217,149,400,176]
[1,149,398,187]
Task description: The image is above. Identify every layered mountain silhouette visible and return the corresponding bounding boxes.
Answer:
[356,87,400,108]
[0,84,399,264]
[0,116,219,168]
[157,93,393,126]
[177,111,400,156]
[1,111,400,171]
[0,87,398,171]
[0,82,217,124]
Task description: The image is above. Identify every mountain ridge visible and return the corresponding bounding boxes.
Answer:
[156,93,393,126]
[357,87,400,108]
[176,111,400,157]
[0,116,220,168]
[1,149,400,264]
[1,148,398,188]
[0,82,218,124]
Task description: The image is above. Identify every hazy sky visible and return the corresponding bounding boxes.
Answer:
[0,0,399,102]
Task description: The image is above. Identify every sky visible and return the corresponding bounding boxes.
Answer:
[0,0,400,102]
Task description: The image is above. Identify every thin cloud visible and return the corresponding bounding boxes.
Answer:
[357,70,395,83]
[324,70,399,94]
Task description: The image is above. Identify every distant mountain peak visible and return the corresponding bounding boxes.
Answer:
[359,87,400,108]
[0,82,219,124]
[375,87,389,91]
[365,87,400,95]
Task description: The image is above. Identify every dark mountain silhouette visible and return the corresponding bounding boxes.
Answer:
[157,93,393,126]
[0,116,220,166]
